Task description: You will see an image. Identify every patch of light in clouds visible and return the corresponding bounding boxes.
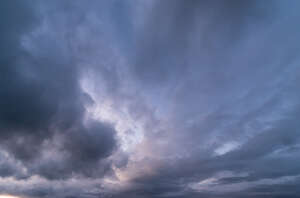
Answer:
[81,76,144,152]
[214,141,240,156]
[0,195,20,198]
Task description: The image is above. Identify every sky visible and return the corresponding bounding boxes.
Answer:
[1,0,300,198]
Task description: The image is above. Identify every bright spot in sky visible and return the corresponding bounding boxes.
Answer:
[214,141,240,156]
[0,195,20,198]
[80,77,144,152]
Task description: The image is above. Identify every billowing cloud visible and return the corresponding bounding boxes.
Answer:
[0,0,117,183]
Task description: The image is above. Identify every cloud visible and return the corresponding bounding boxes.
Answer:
[1,0,300,198]
[0,0,117,182]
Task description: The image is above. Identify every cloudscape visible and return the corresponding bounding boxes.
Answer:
[1,1,300,198]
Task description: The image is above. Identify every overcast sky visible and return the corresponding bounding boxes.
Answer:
[1,0,300,198]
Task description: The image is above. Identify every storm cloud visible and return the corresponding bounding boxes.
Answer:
[0,0,300,198]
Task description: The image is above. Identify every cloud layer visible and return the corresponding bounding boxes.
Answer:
[0,0,300,198]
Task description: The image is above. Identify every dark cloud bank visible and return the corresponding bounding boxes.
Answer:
[1,0,300,198]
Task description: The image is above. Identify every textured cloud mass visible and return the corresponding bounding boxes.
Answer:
[1,0,300,198]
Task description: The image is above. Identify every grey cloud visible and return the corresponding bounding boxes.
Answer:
[0,0,117,182]
[1,0,300,198]
[132,0,272,85]
[106,1,300,197]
